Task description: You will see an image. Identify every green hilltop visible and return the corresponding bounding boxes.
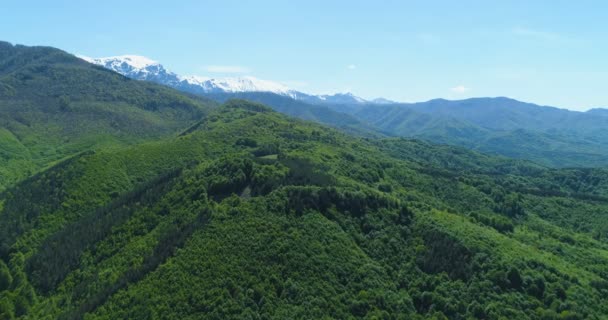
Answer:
[0,41,216,189]
[1,43,608,319]
[0,100,607,319]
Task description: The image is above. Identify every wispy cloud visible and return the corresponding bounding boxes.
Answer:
[416,33,440,44]
[204,65,251,73]
[347,64,357,70]
[511,27,564,42]
[450,85,470,94]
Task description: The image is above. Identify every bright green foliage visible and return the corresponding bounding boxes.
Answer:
[204,93,608,168]
[0,41,216,190]
[0,261,11,292]
[1,43,608,319]
[0,101,607,319]
[203,91,382,138]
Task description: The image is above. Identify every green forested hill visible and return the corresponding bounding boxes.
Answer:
[1,100,608,319]
[323,98,608,168]
[192,92,608,168]
[202,92,383,138]
[0,41,216,189]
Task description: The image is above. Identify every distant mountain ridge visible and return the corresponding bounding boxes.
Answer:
[80,54,385,137]
[335,97,608,132]
[80,54,608,168]
[587,108,608,116]
[323,97,608,167]
[80,54,386,105]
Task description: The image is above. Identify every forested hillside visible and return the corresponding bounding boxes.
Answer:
[81,47,608,168]
[0,42,216,189]
[183,91,608,168]
[322,98,608,168]
[202,92,381,138]
[1,100,608,319]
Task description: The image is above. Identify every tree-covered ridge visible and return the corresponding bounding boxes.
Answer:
[0,41,217,190]
[210,92,608,168]
[0,100,607,319]
[323,98,608,168]
[202,92,383,138]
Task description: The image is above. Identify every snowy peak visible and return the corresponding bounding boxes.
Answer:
[81,54,389,104]
[97,55,159,69]
[180,75,292,95]
[177,75,211,86]
[291,92,369,105]
[318,93,367,104]
[78,54,183,87]
[79,55,162,74]
[81,54,292,95]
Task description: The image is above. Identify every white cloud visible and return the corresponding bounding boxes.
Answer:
[511,27,563,42]
[347,64,356,70]
[450,85,470,94]
[204,65,251,73]
[416,33,440,44]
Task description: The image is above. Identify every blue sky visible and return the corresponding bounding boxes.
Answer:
[1,0,607,110]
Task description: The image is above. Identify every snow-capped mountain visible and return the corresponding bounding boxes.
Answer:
[288,92,371,105]
[80,54,193,94]
[179,75,292,95]
[80,55,180,85]
[79,54,381,105]
[79,54,299,97]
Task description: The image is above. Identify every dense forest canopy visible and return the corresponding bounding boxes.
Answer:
[0,41,216,189]
[0,43,607,319]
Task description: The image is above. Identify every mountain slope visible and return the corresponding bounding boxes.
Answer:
[395,97,608,132]
[0,42,216,189]
[324,98,608,167]
[81,53,608,168]
[82,54,377,104]
[1,101,608,319]
[88,51,608,168]
[82,55,384,137]
[203,92,382,137]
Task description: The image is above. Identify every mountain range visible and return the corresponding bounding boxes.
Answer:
[84,53,608,168]
[2,42,608,319]
[326,98,608,167]
[0,42,608,320]
[79,54,387,105]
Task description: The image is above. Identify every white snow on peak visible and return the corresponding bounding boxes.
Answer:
[81,53,388,103]
[178,75,292,95]
[317,92,367,104]
[178,75,211,85]
[208,76,290,93]
[82,54,292,94]
[80,55,160,69]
